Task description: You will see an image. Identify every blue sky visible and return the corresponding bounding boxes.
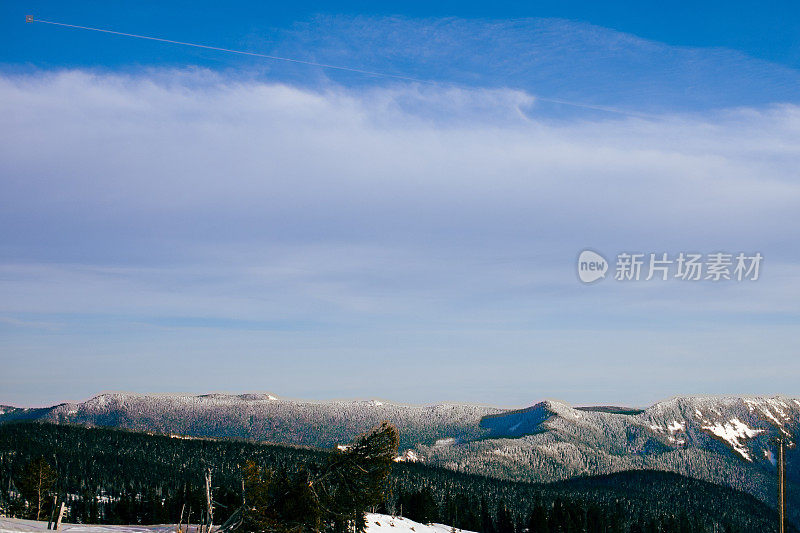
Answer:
[1,2,799,407]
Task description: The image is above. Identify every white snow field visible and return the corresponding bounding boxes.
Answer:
[0,517,175,533]
[0,514,474,533]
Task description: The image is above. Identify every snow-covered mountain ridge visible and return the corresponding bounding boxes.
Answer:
[477,396,797,462]
[416,396,798,515]
[0,393,500,450]
[1,393,797,512]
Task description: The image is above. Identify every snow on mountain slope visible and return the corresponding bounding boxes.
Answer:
[469,396,797,463]
[0,514,471,533]
[640,396,797,461]
[3,393,499,450]
[414,396,798,516]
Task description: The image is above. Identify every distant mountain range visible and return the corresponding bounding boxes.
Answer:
[2,393,796,522]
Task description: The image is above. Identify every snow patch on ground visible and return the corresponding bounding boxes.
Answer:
[761,409,781,425]
[764,448,776,465]
[0,518,175,533]
[667,421,685,433]
[394,450,423,463]
[701,418,764,461]
[168,434,201,440]
[368,514,474,533]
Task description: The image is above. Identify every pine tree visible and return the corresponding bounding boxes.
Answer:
[313,421,398,532]
[238,422,398,533]
[240,460,275,532]
[16,457,57,521]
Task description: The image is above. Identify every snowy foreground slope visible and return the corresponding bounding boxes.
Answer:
[1,393,798,512]
[0,514,470,533]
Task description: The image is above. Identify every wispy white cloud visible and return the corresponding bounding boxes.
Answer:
[2,70,799,249]
[274,16,800,111]
[1,67,799,406]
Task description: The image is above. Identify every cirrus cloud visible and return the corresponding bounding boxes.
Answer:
[0,67,799,407]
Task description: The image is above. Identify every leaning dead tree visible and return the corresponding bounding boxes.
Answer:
[216,478,246,533]
[46,499,65,531]
[202,468,214,533]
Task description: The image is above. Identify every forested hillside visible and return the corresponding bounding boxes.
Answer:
[0,423,790,533]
